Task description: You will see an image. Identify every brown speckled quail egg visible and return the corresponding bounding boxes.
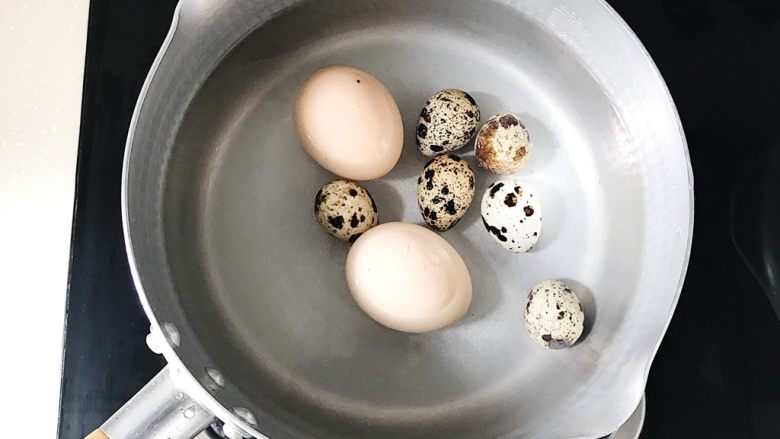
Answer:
[480,179,541,252]
[314,179,378,242]
[475,112,531,174]
[416,89,480,157]
[525,280,585,349]
[417,154,476,232]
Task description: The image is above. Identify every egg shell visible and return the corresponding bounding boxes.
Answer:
[346,222,472,333]
[480,179,541,253]
[416,154,475,232]
[475,112,531,174]
[524,280,585,349]
[294,66,403,180]
[416,89,480,157]
[315,179,378,242]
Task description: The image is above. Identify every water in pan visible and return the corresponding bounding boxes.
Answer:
[164,1,644,437]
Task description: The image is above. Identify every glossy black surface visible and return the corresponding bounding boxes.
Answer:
[59,0,780,437]
[57,1,176,437]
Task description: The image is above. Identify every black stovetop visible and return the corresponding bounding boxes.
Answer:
[58,1,780,438]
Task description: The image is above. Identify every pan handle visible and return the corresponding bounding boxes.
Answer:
[84,366,214,439]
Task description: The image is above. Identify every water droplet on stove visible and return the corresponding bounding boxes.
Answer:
[183,406,196,419]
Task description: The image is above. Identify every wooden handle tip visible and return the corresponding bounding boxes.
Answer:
[85,428,109,439]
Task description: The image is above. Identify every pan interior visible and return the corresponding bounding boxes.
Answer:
[164,0,645,437]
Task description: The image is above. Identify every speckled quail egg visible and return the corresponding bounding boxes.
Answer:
[525,280,585,349]
[480,179,541,252]
[314,179,378,242]
[475,112,531,174]
[417,154,475,231]
[416,89,480,157]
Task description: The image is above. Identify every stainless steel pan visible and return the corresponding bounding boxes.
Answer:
[93,0,693,438]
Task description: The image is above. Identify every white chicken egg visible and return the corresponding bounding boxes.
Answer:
[480,179,541,253]
[345,222,472,333]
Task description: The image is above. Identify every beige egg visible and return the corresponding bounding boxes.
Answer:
[475,112,531,174]
[346,222,472,333]
[294,66,403,180]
